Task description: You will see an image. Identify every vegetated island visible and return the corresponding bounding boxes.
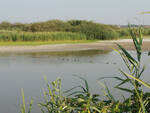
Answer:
[0,19,150,52]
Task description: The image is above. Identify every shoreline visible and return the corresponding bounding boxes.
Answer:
[0,39,150,53]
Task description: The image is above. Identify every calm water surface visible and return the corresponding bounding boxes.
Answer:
[0,50,150,113]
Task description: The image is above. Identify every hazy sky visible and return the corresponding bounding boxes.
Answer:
[0,0,150,25]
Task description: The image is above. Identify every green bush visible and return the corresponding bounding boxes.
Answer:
[67,20,119,40]
[143,28,150,35]
[118,28,130,37]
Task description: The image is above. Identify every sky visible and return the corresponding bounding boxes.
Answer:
[0,0,150,25]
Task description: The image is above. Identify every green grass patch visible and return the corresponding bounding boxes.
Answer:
[0,40,97,46]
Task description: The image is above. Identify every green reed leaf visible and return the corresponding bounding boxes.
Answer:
[120,70,150,89]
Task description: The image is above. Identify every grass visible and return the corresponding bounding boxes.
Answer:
[0,40,97,46]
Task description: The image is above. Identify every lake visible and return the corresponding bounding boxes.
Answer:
[0,50,150,113]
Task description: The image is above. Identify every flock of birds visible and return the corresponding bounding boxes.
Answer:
[60,57,117,65]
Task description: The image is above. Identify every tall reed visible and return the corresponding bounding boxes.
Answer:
[20,89,33,113]
[112,26,150,113]
[0,31,87,42]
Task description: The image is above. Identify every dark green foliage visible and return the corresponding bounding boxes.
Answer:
[67,20,119,40]
[24,20,70,32]
[0,20,121,41]
[118,28,130,37]
[143,28,150,35]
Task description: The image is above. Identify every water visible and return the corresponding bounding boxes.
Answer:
[0,50,150,113]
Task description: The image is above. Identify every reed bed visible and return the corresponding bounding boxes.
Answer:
[0,31,87,42]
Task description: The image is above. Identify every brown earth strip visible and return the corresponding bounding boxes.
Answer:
[0,39,150,53]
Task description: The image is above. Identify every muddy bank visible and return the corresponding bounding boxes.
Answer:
[0,39,150,53]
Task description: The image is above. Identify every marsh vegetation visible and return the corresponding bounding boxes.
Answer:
[0,20,150,45]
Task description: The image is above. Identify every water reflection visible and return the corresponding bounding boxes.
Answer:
[0,50,110,56]
[0,50,111,64]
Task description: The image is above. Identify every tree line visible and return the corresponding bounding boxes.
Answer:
[0,20,150,40]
